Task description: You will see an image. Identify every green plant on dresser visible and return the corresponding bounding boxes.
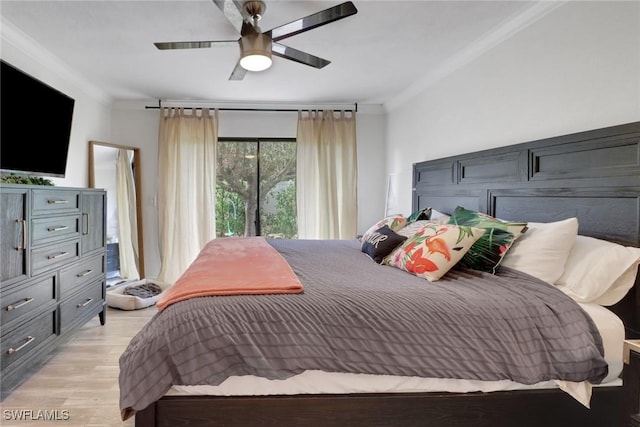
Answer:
[0,174,54,186]
[0,184,107,399]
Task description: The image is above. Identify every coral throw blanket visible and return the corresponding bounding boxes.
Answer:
[156,237,303,311]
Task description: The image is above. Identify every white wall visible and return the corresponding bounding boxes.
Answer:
[111,102,386,278]
[110,102,162,278]
[1,20,112,188]
[386,1,640,215]
[355,107,387,227]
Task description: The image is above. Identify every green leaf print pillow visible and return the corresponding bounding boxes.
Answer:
[447,206,528,274]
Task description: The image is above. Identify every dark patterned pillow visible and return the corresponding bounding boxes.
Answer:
[447,206,528,274]
[407,207,432,223]
[361,225,408,263]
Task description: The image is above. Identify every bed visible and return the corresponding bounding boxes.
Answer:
[120,121,640,427]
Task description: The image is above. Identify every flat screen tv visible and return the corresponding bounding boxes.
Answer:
[1,60,75,178]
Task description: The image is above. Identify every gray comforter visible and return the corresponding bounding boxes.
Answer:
[119,239,607,416]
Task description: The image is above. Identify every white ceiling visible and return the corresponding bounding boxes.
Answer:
[1,0,542,107]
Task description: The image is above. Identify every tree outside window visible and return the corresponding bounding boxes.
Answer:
[216,139,297,238]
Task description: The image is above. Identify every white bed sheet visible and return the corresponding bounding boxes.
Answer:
[167,302,625,408]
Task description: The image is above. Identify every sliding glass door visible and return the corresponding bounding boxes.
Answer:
[216,138,297,238]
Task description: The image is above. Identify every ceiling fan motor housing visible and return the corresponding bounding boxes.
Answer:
[239,32,272,71]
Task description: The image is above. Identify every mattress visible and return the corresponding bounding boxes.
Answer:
[167,302,624,408]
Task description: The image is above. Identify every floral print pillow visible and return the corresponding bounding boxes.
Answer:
[383,223,485,282]
[397,220,433,238]
[447,206,528,274]
[361,214,407,243]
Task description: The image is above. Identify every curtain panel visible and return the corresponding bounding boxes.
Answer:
[116,148,140,280]
[296,110,357,239]
[157,108,218,284]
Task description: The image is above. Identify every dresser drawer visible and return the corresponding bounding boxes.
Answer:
[0,274,57,330]
[31,215,81,247]
[59,281,103,334]
[31,240,80,276]
[32,189,80,216]
[60,255,105,296]
[1,309,57,372]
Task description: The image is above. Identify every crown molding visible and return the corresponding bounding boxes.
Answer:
[1,17,112,106]
[384,1,567,112]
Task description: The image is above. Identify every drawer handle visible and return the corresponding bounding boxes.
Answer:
[76,269,94,278]
[6,297,34,312]
[7,336,35,355]
[47,199,69,204]
[15,219,26,251]
[82,213,89,236]
[47,251,69,260]
[47,225,69,232]
[77,298,93,308]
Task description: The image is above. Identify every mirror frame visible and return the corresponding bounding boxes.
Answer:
[88,140,145,279]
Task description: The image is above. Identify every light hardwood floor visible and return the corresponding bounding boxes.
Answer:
[1,306,156,427]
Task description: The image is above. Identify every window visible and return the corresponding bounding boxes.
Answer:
[216,138,297,238]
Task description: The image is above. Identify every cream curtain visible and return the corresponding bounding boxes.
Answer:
[115,149,140,280]
[296,110,357,239]
[157,108,218,284]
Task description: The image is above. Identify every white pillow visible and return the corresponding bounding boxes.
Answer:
[555,235,640,305]
[500,217,579,284]
[429,209,451,224]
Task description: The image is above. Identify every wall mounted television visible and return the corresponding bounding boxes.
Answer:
[1,60,75,178]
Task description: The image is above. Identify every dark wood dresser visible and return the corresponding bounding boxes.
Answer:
[0,184,107,398]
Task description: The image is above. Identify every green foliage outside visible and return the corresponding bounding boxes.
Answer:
[261,180,297,238]
[215,187,246,237]
[0,174,54,185]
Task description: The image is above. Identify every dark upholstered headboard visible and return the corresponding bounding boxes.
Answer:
[412,121,640,338]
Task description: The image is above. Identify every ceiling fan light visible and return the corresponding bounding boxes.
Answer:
[239,33,272,72]
[240,53,272,72]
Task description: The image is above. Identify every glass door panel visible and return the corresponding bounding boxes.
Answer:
[259,140,297,238]
[216,140,257,237]
[216,139,296,238]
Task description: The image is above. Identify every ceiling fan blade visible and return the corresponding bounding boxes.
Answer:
[154,41,237,50]
[229,61,248,81]
[266,1,358,42]
[212,0,251,33]
[272,43,330,69]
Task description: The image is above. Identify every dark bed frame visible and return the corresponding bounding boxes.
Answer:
[135,121,640,427]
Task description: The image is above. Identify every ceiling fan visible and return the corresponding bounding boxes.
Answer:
[154,0,358,81]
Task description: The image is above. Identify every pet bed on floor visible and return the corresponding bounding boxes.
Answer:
[107,279,169,310]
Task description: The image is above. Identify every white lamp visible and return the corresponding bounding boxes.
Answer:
[239,32,272,72]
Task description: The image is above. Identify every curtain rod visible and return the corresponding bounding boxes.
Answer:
[144,101,357,113]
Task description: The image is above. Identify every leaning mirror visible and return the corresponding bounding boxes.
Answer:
[89,141,145,284]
